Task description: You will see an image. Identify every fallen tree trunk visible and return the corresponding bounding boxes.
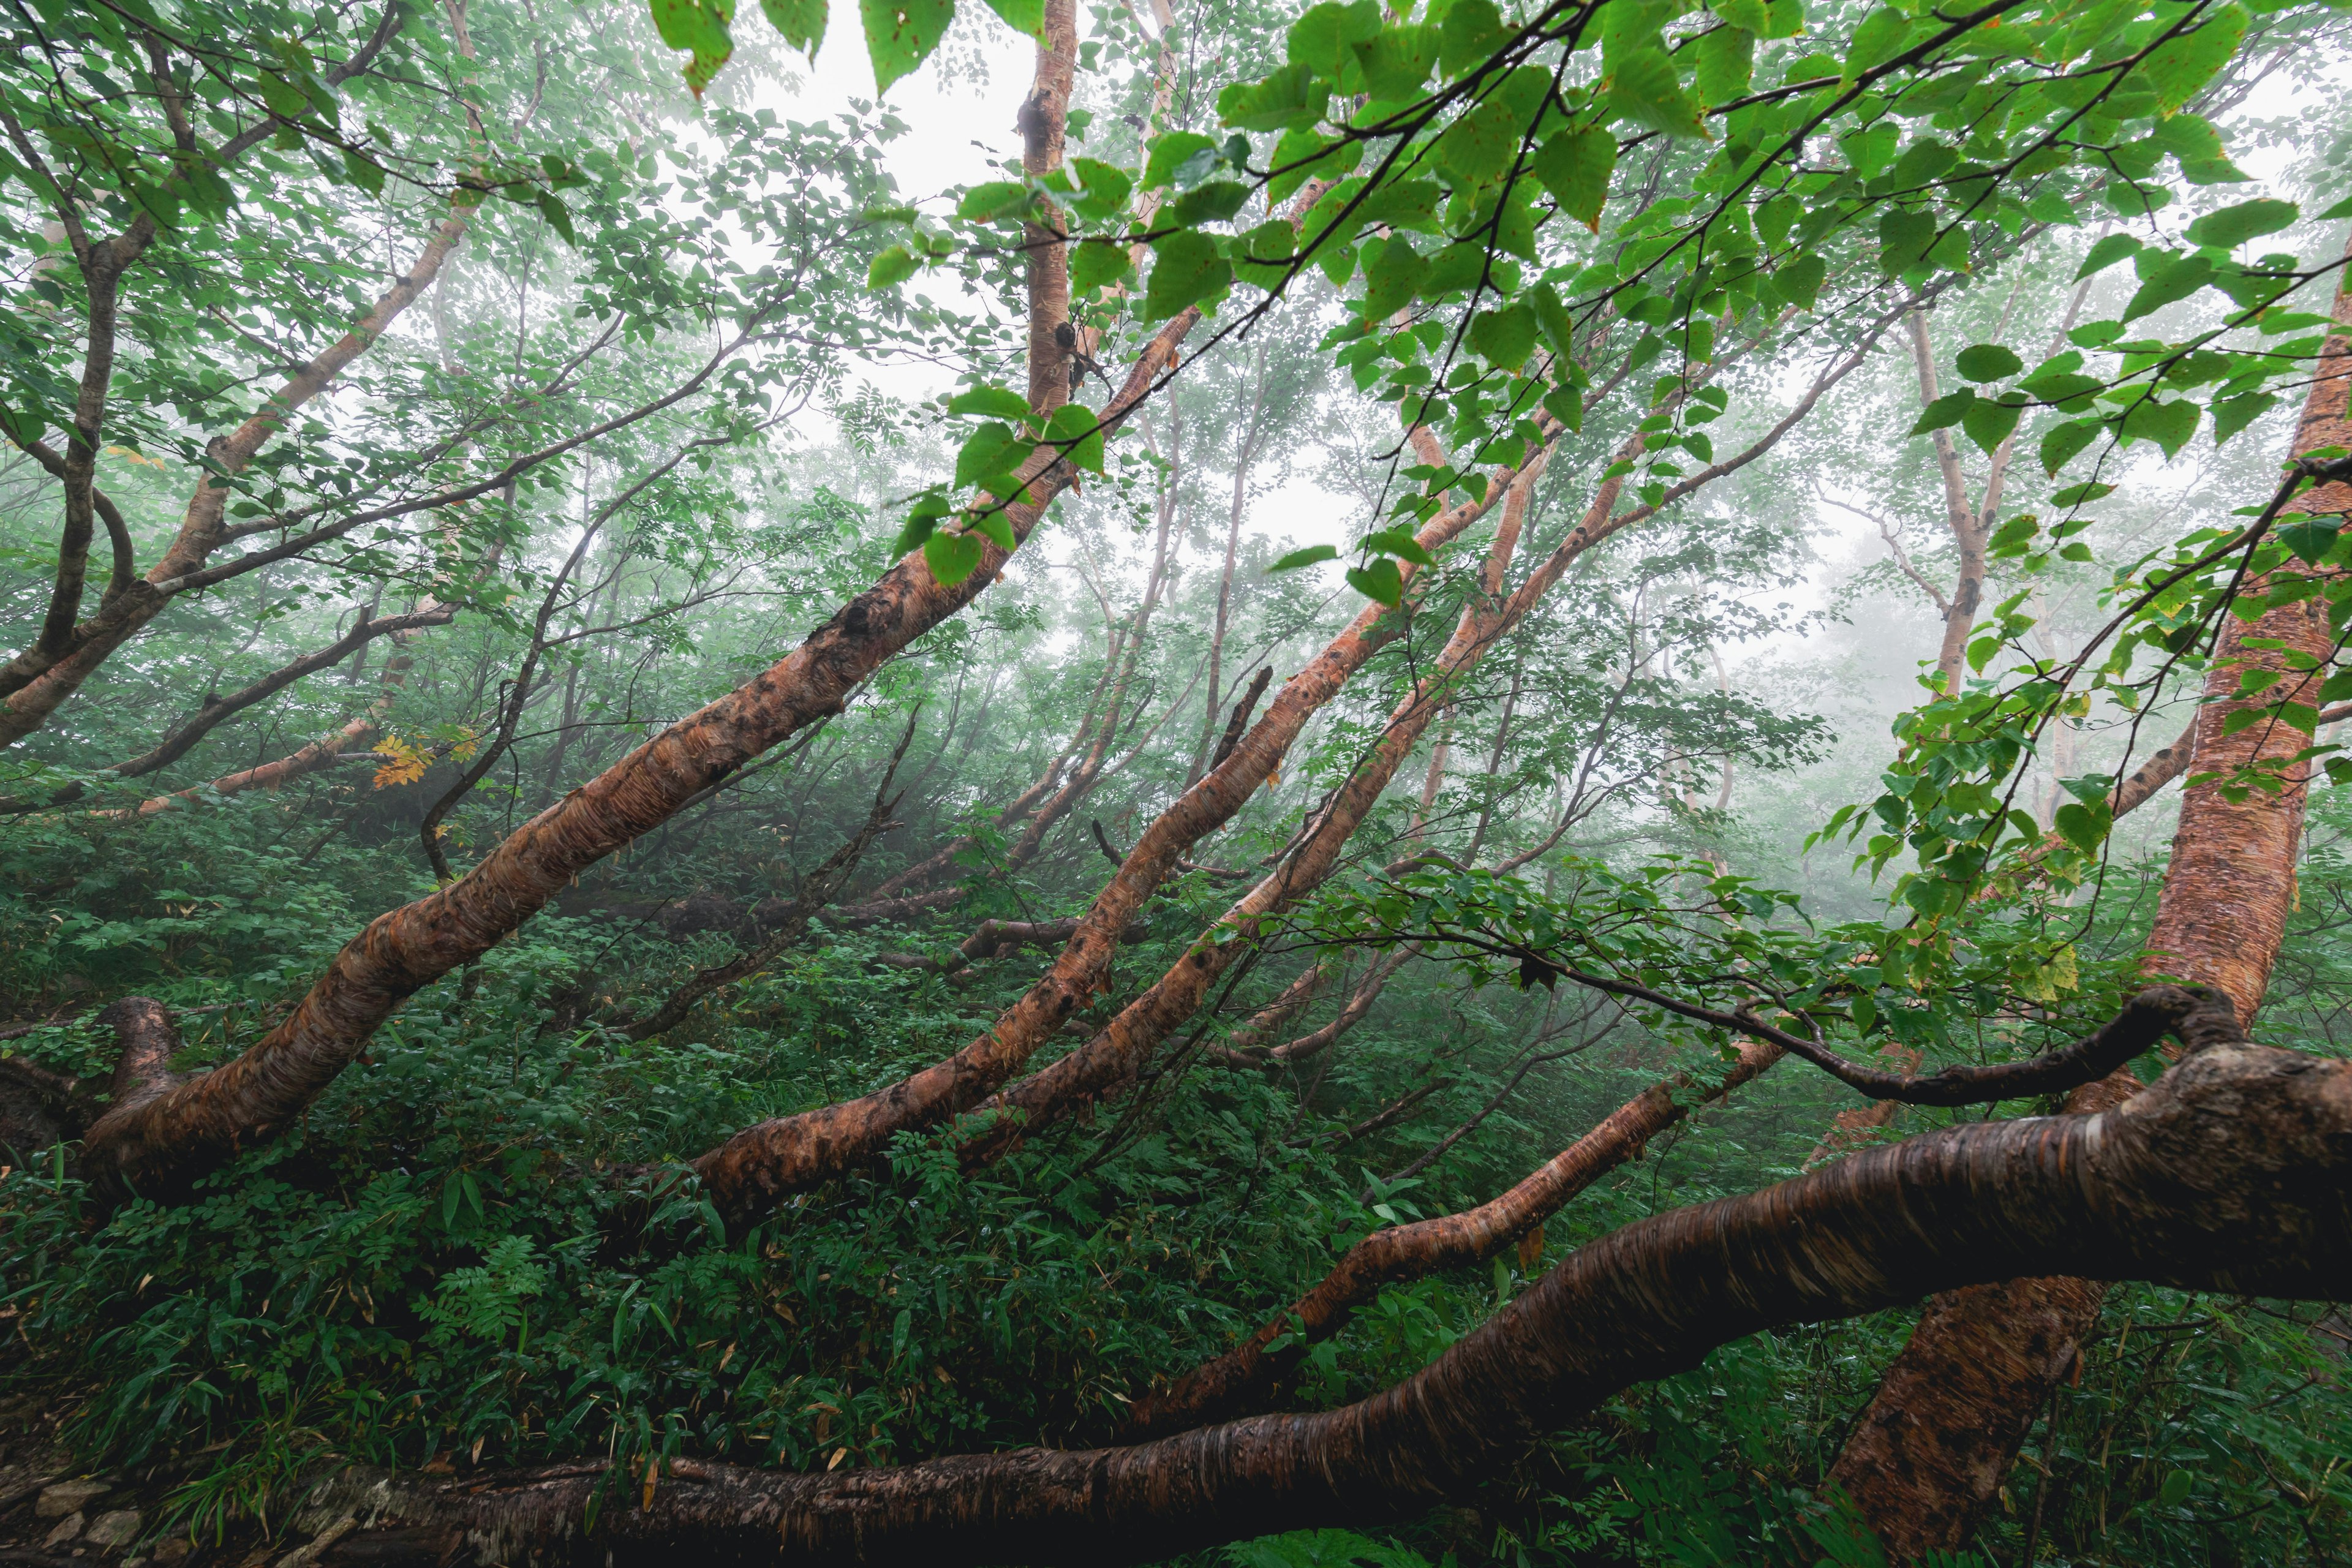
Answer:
[293,1031,2352,1568]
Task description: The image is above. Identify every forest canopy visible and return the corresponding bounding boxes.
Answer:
[0,0,2350,1562]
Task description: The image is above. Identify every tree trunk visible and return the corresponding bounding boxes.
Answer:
[301,1035,2352,1568]
[1826,237,2352,1561]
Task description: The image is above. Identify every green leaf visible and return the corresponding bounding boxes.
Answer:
[1269,544,1341,572]
[969,510,1017,552]
[923,529,986,586]
[760,0,827,53]
[948,386,1032,420]
[1359,237,1428,322]
[2040,418,2101,476]
[1351,24,1441,100]
[1068,239,1134,296]
[1842,7,1916,84]
[1066,159,1133,224]
[1144,132,1219,190]
[1363,526,1436,565]
[1912,390,1975,436]
[1232,219,1298,290]
[2052,800,2111,854]
[1439,0,1507,75]
[861,0,954,93]
[2184,197,2299,249]
[2211,391,2277,448]
[2277,516,2342,565]
[1044,402,1106,473]
[1531,126,1615,230]
[1468,302,1539,370]
[534,191,576,246]
[1218,62,1331,132]
[1141,230,1231,323]
[1607,46,1705,140]
[1877,208,1937,274]
[1270,128,1358,205]
[2158,1471,2193,1509]
[979,0,1042,36]
[1772,252,1826,310]
[1347,558,1404,606]
[2051,481,2115,507]
[1438,99,1524,189]
[1961,396,2023,456]
[2119,396,2199,459]
[2074,232,2143,281]
[954,421,1031,487]
[957,179,1031,223]
[867,244,919,288]
[1167,179,1252,225]
[1287,0,1383,80]
[2134,3,2247,111]
[1694,24,1754,105]
[1955,344,2023,383]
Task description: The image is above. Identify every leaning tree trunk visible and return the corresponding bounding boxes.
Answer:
[1823,238,2352,1562]
[297,1034,2352,1568]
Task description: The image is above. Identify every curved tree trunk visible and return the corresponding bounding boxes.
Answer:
[1824,238,2352,1561]
[298,1036,2352,1568]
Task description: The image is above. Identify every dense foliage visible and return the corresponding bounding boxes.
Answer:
[0,0,2348,1561]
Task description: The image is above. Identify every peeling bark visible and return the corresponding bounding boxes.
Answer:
[1827,238,2352,1561]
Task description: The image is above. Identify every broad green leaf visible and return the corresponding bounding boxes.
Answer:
[1352,24,1441,100]
[2150,113,2247,184]
[1269,544,1341,572]
[1531,126,1615,230]
[2053,801,2110,854]
[2211,390,2277,447]
[760,0,827,54]
[1439,0,1507,75]
[1842,7,1916,84]
[1954,344,2021,384]
[1438,100,1523,190]
[2040,418,2101,476]
[970,510,1017,552]
[1363,526,1436,565]
[1218,62,1331,132]
[1347,557,1404,606]
[2075,232,2142,281]
[1232,220,1298,290]
[1269,128,1360,206]
[1359,238,1428,322]
[1044,402,1106,473]
[1468,302,1539,370]
[1287,0,1382,81]
[649,0,734,94]
[867,244,919,289]
[979,0,1044,37]
[2133,3,2247,111]
[1607,45,1705,140]
[1141,230,1231,322]
[1694,25,1754,105]
[1167,180,1252,225]
[1066,159,1134,223]
[1961,396,2023,455]
[2183,197,2298,250]
[954,421,1031,487]
[1144,132,1219,190]
[957,180,1031,222]
[1773,252,1826,309]
[923,529,986,586]
[2121,253,2214,322]
[2051,481,2115,507]
[1711,0,1772,34]
[2119,396,2199,459]
[1068,238,1134,296]
[861,0,954,93]
[2278,516,2342,565]
[1912,389,1975,434]
[948,386,1031,420]
[1877,208,1936,274]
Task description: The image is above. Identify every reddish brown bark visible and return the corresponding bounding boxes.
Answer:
[76,311,1203,1200]
[1827,240,2352,1561]
[687,438,1552,1231]
[300,1035,2352,1568]
[1133,1035,1788,1436]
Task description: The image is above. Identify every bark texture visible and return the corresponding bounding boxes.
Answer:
[1826,236,2352,1560]
[299,1037,2352,1568]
